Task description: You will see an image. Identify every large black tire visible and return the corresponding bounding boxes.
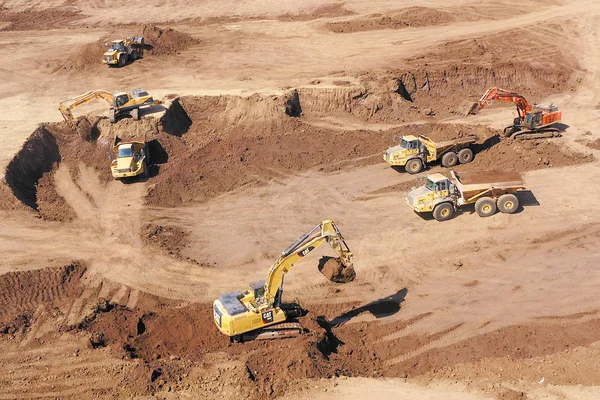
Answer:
[441,152,458,168]
[497,193,519,214]
[109,109,116,123]
[458,148,474,164]
[131,108,139,121]
[118,54,126,67]
[475,197,497,217]
[130,50,138,60]
[433,202,454,222]
[405,158,423,174]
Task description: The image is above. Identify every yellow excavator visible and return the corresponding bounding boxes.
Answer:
[213,219,355,342]
[58,89,154,129]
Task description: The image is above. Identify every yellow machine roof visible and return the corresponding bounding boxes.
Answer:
[428,173,447,182]
[403,135,419,141]
[112,40,124,43]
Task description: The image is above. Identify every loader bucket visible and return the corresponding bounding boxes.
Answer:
[318,256,356,283]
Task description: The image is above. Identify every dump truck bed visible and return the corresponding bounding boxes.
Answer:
[451,170,525,201]
[420,135,477,151]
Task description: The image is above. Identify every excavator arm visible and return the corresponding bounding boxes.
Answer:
[262,219,353,306]
[58,90,114,125]
[469,87,532,121]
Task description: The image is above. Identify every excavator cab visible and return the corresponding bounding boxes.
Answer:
[249,280,266,302]
[114,93,130,108]
[524,110,543,129]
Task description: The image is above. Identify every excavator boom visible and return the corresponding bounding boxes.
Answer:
[58,90,114,126]
[468,87,532,119]
[264,220,353,305]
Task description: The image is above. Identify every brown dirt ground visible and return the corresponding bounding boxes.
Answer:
[0,9,83,31]
[3,267,600,399]
[325,7,457,33]
[1,1,599,399]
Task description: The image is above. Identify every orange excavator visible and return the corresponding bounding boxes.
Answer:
[467,87,563,140]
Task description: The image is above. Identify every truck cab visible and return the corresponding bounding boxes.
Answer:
[110,142,147,179]
[383,135,424,166]
[406,173,454,213]
[103,40,126,65]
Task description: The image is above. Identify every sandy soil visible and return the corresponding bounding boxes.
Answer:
[1,0,600,399]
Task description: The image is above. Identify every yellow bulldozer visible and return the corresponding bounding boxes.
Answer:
[213,220,356,342]
[103,37,145,67]
[58,89,155,128]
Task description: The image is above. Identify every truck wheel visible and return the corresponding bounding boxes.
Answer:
[433,203,454,221]
[109,109,116,123]
[458,148,474,164]
[405,158,423,174]
[497,194,519,214]
[441,152,458,168]
[118,54,126,67]
[131,108,139,121]
[475,197,497,217]
[131,50,138,60]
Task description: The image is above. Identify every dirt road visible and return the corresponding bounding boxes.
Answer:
[1,0,600,398]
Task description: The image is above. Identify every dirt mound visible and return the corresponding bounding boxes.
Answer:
[36,168,76,221]
[465,138,594,172]
[57,40,106,72]
[584,138,600,150]
[279,3,354,21]
[79,295,380,397]
[326,7,455,33]
[142,25,199,56]
[402,25,579,112]
[0,263,86,336]
[142,223,190,257]
[0,9,83,31]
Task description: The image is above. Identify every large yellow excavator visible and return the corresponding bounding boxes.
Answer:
[213,219,355,342]
[58,89,154,128]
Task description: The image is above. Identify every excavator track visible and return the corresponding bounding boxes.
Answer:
[236,322,303,342]
[510,127,562,140]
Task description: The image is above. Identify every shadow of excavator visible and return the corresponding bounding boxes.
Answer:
[319,287,408,329]
[314,288,408,357]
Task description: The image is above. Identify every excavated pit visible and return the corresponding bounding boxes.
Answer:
[4,126,61,209]
[1,86,592,219]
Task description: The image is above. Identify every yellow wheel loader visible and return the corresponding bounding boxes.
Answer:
[58,89,154,128]
[103,37,145,68]
[213,220,356,342]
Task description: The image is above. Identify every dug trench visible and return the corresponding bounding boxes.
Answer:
[4,265,600,398]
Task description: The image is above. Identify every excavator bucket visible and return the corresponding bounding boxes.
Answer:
[318,256,356,283]
[465,101,480,116]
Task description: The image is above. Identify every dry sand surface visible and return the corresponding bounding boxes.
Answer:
[1,0,600,398]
